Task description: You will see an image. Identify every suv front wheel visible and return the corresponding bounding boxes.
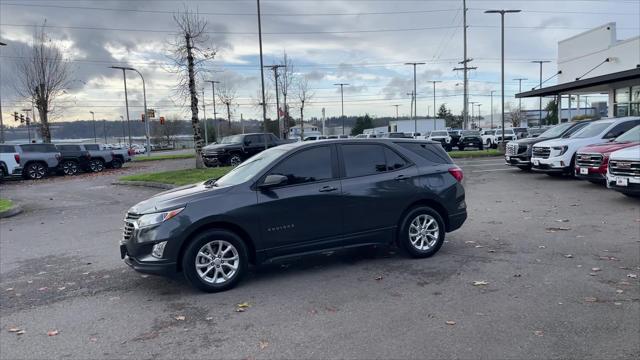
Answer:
[229,154,242,167]
[24,162,47,180]
[89,159,105,172]
[399,206,446,258]
[182,229,248,292]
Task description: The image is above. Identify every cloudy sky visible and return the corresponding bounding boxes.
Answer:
[1,0,639,123]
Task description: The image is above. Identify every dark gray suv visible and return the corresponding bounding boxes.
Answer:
[121,139,467,292]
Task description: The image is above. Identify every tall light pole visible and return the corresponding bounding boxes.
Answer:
[256,0,268,150]
[490,90,496,129]
[205,80,220,142]
[103,117,107,143]
[476,103,482,128]
[407,92,415,119]
[110,66,150,156]
[532,60,551,127]
[334,83,349,135]
[119,115,125,145]
[405,62,426,133]
[469,101,477,127]
[513,78,527,111]
[485,9,521,149]
[0,41,6,143]
[429,80,442,130]
[201,88,208,145]
[89,111,96,143]
[265,65,285,138]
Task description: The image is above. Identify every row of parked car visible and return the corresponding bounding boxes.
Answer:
[0,143,133,181]
[504,116,640,197]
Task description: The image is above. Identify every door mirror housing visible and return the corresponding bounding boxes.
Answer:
[259,174,288,189]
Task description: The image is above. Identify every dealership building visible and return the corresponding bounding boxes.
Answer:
[517,22,639,124]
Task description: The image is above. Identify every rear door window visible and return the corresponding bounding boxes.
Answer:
[83,144,100,151]
[341,144,387,177]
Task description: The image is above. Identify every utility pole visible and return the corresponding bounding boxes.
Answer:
[532,60,551,127]
[407,92,415,119]
[392,104,401,120]
[202,88,208,145]
[405,62,425,133]
[469,101,477,127]
[90,111,96,143]
[429,80,442,130]
[321,107,326,136]
[120,115,125,145]
[476,103,482,128]
[485,8,521,149]
[513,78,527,111]
[0,42,6,143]
[334,83,349,135]
[490,90,496,129]
[103,118,107,143]
[256,0,268,150]
[205,80,220,142]
[265,65,285,138]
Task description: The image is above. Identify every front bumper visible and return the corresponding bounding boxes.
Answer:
[575,166,606,182]
[505,155,530,166]
[123,254,176,276]
[606,174,640,195]
[202,153,228,166]
[531,157,571,173]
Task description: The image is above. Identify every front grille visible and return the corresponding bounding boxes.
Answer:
[609,160,640,177]
[506,143,519,156]
[123,212,140,241]
[532,146,550,159]
[576,153,603,168]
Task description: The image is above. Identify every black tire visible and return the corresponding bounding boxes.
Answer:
[458,145,465,151]
[24,162,47,180]
[398,206,446,258]
[111,158,123,169]
[61,160,79,176]
[229,154,242,167]
[0,166,5,182]
[622,192,640,198]
[445,145,452,152]
[517,165,532,171]
[479,143,484,151]
[182,229,249,293]
[89,159,105,173]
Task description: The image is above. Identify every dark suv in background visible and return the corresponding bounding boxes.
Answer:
[201,133,290,167]
[121,139,467,292]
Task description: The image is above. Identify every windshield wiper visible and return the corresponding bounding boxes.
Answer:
[204,178,218,187]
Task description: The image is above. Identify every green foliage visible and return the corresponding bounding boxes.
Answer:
[120,167,233,186]
[350,114,374,136]
[544,99,559,125]
[437,104,462,128]
[133,154,195,162]
[0,199,13,212]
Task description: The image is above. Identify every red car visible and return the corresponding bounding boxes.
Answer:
[575,125,640,183]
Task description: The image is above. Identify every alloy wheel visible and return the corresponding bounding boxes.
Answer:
[63,161,78,175]
[408,214,439,251]
[28,163,46,179]
[229,155,242,167]
[195,240,240,284]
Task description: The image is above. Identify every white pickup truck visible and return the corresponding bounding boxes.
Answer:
[481,129,496,148]
[606,145,640,197]
[0,144,22,182]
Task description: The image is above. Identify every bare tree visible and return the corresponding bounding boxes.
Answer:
[277,51,296,137]
[506,102,527,127]
[252,88,273,119]
[168,7,216,168]
[217,82,237,131]
[15,22,71,143]
[296,76,314,140]
[152,116,183,148]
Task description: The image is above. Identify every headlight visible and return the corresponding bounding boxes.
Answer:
[137,207,185,228]
[552,146,568,156]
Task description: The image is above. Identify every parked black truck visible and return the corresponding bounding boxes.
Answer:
[55,144,92,176]
[202,133,292,167]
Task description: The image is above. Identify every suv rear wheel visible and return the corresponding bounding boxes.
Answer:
[61,160,79,176]
[229,154,242,167]
[89,159,105,172]
[182,229,248,292]
[399,206,446,258]
[111,158,123,169]
[24,162,47,180]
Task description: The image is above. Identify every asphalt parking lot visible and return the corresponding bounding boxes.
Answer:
[1,156,638,359]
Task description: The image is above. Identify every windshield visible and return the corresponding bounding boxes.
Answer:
[571,122,613,139]
[538,123,572,138]
[214,147,288,187]
[461,131,480,136]
[221,135,243,144]
[615,125,640,143]
[431,131,448,136]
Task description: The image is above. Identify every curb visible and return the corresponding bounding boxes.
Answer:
[0,204,23,219]
[112,181,177,190]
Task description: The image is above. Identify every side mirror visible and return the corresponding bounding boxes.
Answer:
[259,174,287,189]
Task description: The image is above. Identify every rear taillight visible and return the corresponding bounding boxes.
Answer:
[14,154,20,163]
[448,167,464,182]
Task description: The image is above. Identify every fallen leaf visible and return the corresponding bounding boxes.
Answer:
[374,275,383,281]
[564,254,573,259]
[591,268,601,272]
[445,320,456,325]
[464,241,476,244]
[259,340,269,350]
[513,274,522,277]
[616,289,624,294]
[472,281,489,286]
[6,288,14,291]
[237,302,251,309]
[47,330,59,336]
[235,308,246,313]
[205,317,213,321]
[38,287,48,291]
[555,219,569,222]
[546,227,571,231]
[538,245,546,249]
[584,297,598,303]
[175,315,186,321]
[16,330,25,335]
[534,330,544,337]
[8,327,20,333]
[627,274,638,279]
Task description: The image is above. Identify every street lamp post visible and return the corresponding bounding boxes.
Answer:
[469,101,477,127]
[334,83,349,135]
[476,104,482,128]
[257,0,268,150]
[120,115,125,145]
[205,80,220,142]
[490,90,496,129]
[90,111,96,143]
[485,9,521,149]
[513,78,528,111]
[405,62,426,133]
[110,66,150,156]
[0,41,6,143]
[110,67,132,148]
[532,60,551,127]
[430,80,442,131]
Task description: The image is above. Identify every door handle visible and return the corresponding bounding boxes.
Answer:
[318,185,338,192]
[394,174,409,181]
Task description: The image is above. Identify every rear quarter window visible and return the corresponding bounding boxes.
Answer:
[0,145,16,153]
[19,144,59,153]
[396,142,452,165]
[83,144,100,150]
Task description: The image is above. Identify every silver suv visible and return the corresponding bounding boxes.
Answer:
[16,143,61,180]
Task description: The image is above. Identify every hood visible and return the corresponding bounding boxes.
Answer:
[579,141,639,155]
[512,136,556,146]
[202,143,241,152]
[610,145,640,161]
[128,182,233,214]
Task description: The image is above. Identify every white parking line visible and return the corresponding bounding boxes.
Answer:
[470,168,515,173]
[459,163,506,167]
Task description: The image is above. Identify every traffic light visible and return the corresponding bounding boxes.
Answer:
[159,116,165,125]
[13,112,18,122]
[141,113,145,122]
[147,109,155,118]
[19,114,25,123]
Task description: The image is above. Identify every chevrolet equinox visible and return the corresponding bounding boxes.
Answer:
[121,139,467,292]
